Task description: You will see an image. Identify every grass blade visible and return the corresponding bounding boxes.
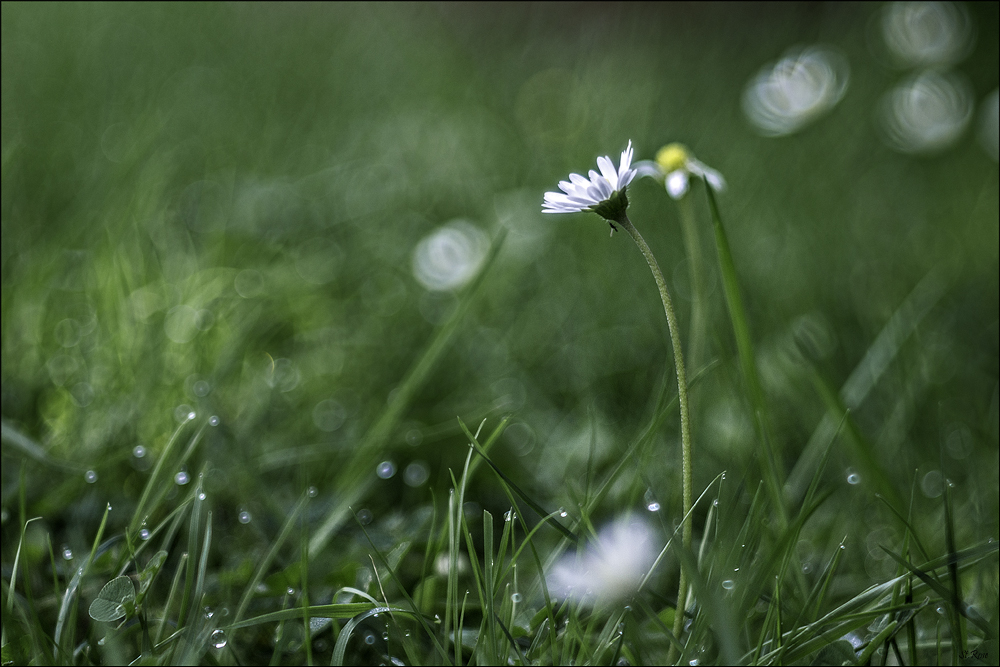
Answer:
[704,184,786,527]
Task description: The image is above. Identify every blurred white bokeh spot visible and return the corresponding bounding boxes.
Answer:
[881,1,974,68]
[547,515,657,604]
[412,220,489,292]
[743,46,849,136]
[978,89,999,162]
[880,70,973,154]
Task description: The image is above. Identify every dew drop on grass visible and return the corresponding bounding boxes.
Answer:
[193,380,210,397]
[376,460,396,479]
[199,491,207,500]
[175,471,190,485]
[286,587,296,596]
[238,510,252,524]
[85,470,98,483]
[132,445,146,458]
[382,632,389,641]
[307,486,318,497]
[647,501,661,512]
[209,415,220,426]
[363,631,376,645]
[558,509,568,518]
[722,579,735,590]
[846,469,861,485]
[62,545,73,560]
[139,529,150,540]
[210,629,227,649]
[357,509,373,525]
[403,461,429,487]
[511,593,522,603]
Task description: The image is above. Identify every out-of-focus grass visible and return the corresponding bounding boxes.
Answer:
[2,2,997,665]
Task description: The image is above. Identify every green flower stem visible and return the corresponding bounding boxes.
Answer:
[616,214,692,660]
[677,193,706,373]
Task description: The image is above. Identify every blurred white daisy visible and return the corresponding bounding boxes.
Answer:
[547,515,657,605]
[634,143,726,200]
[542,141,637,223]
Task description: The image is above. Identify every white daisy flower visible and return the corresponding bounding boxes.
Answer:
[547,515,657,605]
[542,141,637,223]
[634,143,726,200]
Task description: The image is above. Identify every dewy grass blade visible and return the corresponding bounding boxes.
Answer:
[309,230,507,556]
[129,416,206,536]
[234,491,310,625]
[53,502,110,661]
[355,507,451,662]
[459,417,578,544]
[482,509,497,663]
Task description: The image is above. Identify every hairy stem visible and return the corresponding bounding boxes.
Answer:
[617,214,692,662]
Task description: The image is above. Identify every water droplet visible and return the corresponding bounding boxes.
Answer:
[846,469,861,485]
[722,579,735,590]
[61,545,74,560]
[85,470,98,483]
[210,629,227,649]
[132,445,146,458]
[209,415,220,426]
[403,461,429,487]
[307,486,318,497]
[840,544,846,550]
[286,587,296,596]
[107,503,112,511]
[647,502,661,512]
[238,510,252,524]
[364,631,376,645]
[511,593,522,603]
[175,471,190,485]
[357,509,373,525]
[139,529,150,540]
[936,605,946,615]
[712,499,719,507]
[689,658,700,665]
[559,509,568,518]
[504,510,516,521]
[204,608,214,619]
[193,380,211,397]
[382,632,389,641]
[802,562,813,574]
[174,404,195,423]
[376,461,396,479]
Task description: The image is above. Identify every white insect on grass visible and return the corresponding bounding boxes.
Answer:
[548,515,657,604]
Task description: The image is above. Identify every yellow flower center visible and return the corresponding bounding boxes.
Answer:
[655,143,690,173]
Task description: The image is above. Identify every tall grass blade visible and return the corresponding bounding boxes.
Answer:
[704,184,786,526]
[787,268,948,501]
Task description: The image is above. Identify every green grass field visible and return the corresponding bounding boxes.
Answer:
[2,3,998,665]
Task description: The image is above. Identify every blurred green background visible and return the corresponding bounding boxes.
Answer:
[2,0,997,641]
